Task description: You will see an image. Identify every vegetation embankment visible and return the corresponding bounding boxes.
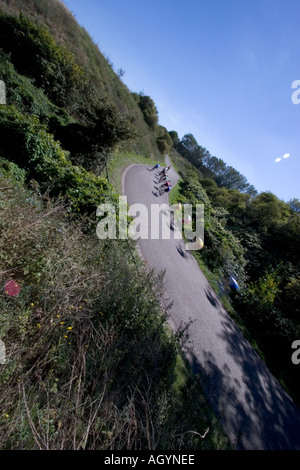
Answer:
[0,2,230,449]
[168,137,300,408]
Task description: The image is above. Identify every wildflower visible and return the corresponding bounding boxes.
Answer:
[30,303,34,307]
[67,327,73,330]
[4,280,21,297]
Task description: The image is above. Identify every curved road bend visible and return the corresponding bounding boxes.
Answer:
[122,161,300,450]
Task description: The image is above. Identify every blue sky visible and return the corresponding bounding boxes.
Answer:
[63,0,300,201]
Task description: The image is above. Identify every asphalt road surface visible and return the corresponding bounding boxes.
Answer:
[122,159,300,450]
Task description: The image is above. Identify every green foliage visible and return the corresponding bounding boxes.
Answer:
[0,49,72,125]
[168,130,180,148]
[284,277,300,317]
[156,125,173,155]
[133,92,159,129]
[174,132,257,195]
[249,191,291,232]
[0,105,118,215]
[172,154,300,406]
[0,158,26,184]
[51,103,138,173]
[0,12,87,110]
[289,198,300,213]
[248,271,282,306]
[176,171,246,281]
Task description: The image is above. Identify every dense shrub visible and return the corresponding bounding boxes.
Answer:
[132,93,159,129]
[177,171,246,281]
[0,50,71,124]
[156,125,173,155]
[0,12,87,109]
[0,105,118,214]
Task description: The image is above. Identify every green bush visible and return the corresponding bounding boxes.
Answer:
[0,105,119,215]
[177,171,246,280]
[0,49,72,125]
[0,12,87,109]
[132,92,159,129]
[156,125,173,155]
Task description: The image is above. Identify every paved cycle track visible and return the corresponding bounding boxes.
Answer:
[122,159,300,450]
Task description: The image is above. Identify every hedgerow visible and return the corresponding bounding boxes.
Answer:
[0,105,118,215]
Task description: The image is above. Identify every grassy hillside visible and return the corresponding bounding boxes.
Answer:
[0,0,162,162]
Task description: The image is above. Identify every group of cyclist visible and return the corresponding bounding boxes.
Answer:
[152,164,172,195]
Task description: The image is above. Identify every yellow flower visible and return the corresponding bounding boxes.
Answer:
[67,327,73,330]
[30,303,34,307]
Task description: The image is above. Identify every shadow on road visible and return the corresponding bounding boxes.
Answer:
[205,288,220,308]
[176,243,188,259]
[124,160,300,451]
[186,308,300,450]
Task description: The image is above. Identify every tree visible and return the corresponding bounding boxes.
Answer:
[216,165,249,192]
[175,134,212,173]
[175,134,257,194]
[52,103,137,172]
[117,68,125,78]
[284,277,300,317]
[289,198,300,213]
[134,92,158,129]
[249,192,291,232]
[179,133,199,155]
[156,125,173,155]
[168,130,180,148]
[202,155,226,177]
